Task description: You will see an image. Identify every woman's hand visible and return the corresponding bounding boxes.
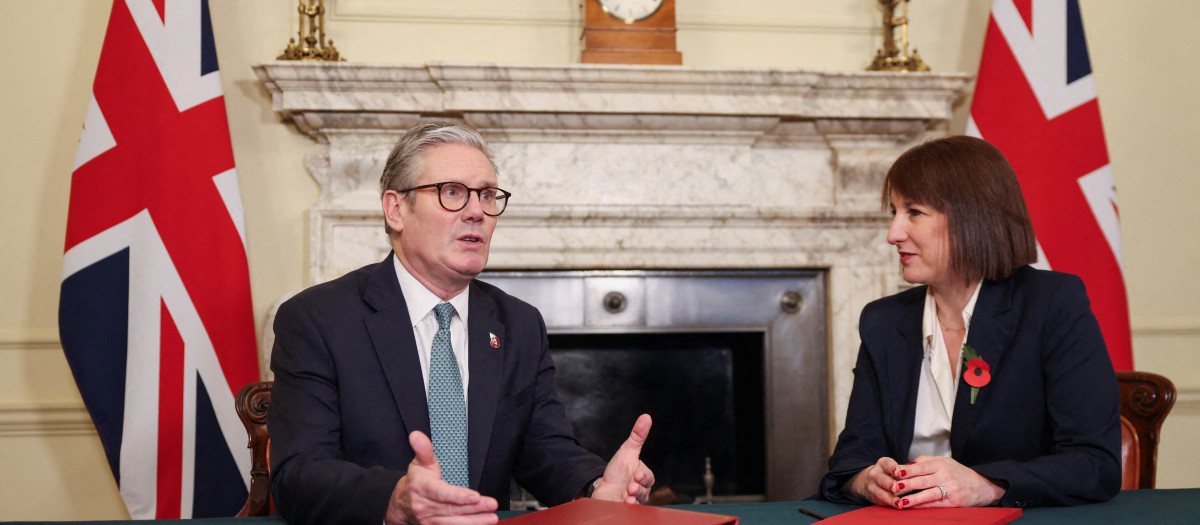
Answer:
[890,455,1006,508]
[846,457,902,508]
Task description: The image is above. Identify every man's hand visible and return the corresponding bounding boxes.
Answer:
[591,414,656,504]
[384,431,498,525]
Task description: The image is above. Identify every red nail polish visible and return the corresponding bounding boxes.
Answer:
[897,483,905,491]
[899,470,907,477]
[907,461,916,465]
[902,498,910,506]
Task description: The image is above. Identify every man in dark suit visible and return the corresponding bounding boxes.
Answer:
[268,122,654,525]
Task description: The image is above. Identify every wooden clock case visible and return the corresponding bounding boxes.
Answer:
[581,0,682,65]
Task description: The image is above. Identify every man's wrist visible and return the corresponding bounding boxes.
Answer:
[576,477,602,499]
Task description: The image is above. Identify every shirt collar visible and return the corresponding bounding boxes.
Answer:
[392,253,470,328]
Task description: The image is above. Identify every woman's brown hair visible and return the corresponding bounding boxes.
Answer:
[882,135,1037,284]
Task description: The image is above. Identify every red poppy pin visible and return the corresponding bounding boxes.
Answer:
[961,344,991,405]
[489,332,500,348]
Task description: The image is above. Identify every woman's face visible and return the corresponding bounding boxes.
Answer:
[887,190,956,290]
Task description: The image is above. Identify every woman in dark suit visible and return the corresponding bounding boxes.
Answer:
[819,136,1121,509]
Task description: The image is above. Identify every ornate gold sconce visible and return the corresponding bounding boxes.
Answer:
[868,0,929,72]
[278,0,345,61]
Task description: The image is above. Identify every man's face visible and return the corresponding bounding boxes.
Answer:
[389,143,498,299]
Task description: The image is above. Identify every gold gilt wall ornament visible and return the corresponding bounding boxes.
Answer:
[279,0,345,61]
[868,0,929,72]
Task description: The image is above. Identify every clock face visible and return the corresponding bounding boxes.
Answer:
[597,0,664,23]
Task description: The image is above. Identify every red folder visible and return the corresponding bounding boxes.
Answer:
[817,505,1021,524]
[501,498,739,524]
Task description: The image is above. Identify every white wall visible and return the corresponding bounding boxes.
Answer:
[2,0,1196,519]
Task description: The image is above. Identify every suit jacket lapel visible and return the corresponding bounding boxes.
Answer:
[362,254,431,438]
[466,284,504,489]
[887,289,925,460]
[950,275,1017,457]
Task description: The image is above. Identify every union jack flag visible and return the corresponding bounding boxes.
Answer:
[968,0,1133,370]
[59,0,258,518]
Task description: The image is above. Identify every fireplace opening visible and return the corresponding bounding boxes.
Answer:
[550,331,766,501]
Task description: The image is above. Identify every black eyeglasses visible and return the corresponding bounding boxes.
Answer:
[399,181,511,217]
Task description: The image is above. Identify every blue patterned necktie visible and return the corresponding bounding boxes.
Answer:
[428,302,469,487]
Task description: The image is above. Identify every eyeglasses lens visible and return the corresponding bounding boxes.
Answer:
[438,183,507,216]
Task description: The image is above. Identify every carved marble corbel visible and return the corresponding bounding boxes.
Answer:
[817,118,929,209]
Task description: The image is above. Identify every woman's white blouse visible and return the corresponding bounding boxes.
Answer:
[907,282,982,461]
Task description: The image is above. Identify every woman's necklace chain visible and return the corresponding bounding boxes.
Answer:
[938,314,966,332]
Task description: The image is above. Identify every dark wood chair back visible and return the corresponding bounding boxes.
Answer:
[1116,371,1175,489]
[235,381,274,517]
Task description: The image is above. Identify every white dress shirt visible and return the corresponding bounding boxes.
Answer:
[393,254,470,405]
[907,282,982,461]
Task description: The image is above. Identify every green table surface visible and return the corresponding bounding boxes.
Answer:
[5,488,1197,524]
[701,489,1200,525]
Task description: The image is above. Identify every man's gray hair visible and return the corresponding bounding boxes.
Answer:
[380,122,498,235]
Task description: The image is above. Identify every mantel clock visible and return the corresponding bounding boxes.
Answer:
[581,0,682,65]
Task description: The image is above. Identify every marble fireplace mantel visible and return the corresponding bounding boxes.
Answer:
[253,61,971,445]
